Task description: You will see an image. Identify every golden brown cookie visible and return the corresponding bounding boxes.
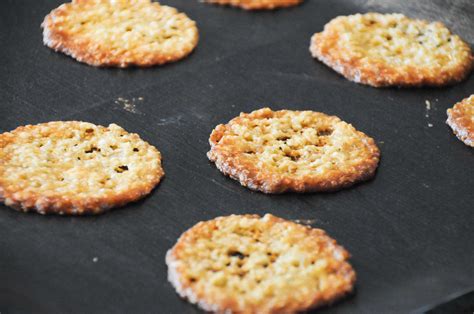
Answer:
[0,121,164,215]
[310,13,473,87]
[42,0,199,67]
[203,0,303,10]
[207,108,380,193]
[447,95,474,147]
[166,214,356,314]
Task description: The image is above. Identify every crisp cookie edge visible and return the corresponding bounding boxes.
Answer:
[207,109,380,194]
[41,2,199,68]
[309,15,474,87]
[446,96,474,147]
[0,121,165,215]
[203,0,303,10]
[166,214,356,313]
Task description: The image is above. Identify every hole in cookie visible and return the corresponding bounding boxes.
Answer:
[77,157,81,160]
[115,165,129,173]
[277,136,290,141]
[189,277,196,283]
[85,147,100,153]
[385,35,392,41]
[284,152,300,161]
[318,128,333,136]
[133,148,139,152]
[292,260,300,267]
[228,250,246,259]
[263,263,269,268]
[110,145,118,150]
[85,128,94,134]
[290,155,299,162]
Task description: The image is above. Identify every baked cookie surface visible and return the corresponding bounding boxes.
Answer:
[0,121,164,215]
[166,214,356,314]
[203,0,303,10]
[310,13,473,87]
[447,95,474,147]
[42,0,198,67]
[207,108,380,193]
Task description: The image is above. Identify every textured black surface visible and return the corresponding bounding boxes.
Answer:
[1,0,473,313]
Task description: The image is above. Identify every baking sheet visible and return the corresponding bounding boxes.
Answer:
[0,0,473,313]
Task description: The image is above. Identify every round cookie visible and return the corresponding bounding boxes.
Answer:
[447,95,474,147]
[203,0,303,10]
[42,0,199,67]
[207,108,380,193]
[310,13,473,87]
[0,121,164,215]
[166,214,356,314]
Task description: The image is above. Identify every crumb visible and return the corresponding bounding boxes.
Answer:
[115,97,142,114]
[425,100,431,110]
[92,257,99,263]
[293,219,317,225]
[425,100,432,119]
[428,123,433,127]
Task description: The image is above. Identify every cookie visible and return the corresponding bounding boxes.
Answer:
[447,95,474,147]
[207,108,380,193]
[310,13,473,87]
[166,214,356,313]
[0,121,164,215]
[203,0,303,10]
[42,0,199,67]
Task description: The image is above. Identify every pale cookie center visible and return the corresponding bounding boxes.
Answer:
[59,3,193,52]
[343,15,461,67]
[227,114,368,175]
[181,222,336,302]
